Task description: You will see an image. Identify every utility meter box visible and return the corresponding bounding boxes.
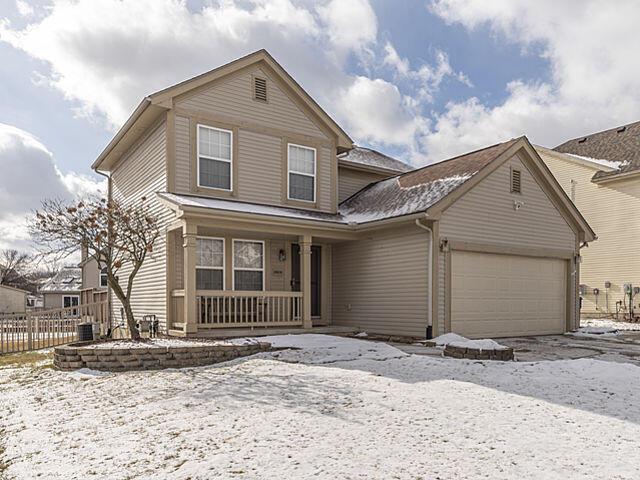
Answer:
[604,281,612,289]
[624,283,633,294]
[593,288,600,295]
[579,284,587,296]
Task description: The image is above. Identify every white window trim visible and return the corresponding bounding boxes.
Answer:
[196,124,233,192]
[196,236,225,291]
[287,143,316,203]
[232,239,265,292]
[62,295,79,308]
[99,267,108,288]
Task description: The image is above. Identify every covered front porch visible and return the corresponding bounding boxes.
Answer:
[165,211,357,337]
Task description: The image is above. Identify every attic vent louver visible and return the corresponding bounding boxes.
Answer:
[617,126,626,133]
[253,77,267,102]
[511,168,521,193]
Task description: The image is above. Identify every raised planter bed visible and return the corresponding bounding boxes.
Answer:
[443,344,514,361]
[54,339,271,371]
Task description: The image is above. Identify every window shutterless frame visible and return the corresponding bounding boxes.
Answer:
[287,143,316,203]
[232,239,265,292]
[99,267,108,288]
[62,295,79,308]
[196,124,233,192]
[196,236,225,290]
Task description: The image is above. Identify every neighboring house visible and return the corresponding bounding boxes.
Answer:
[91,49,594,339]
[79,246,108,292]
[538,120,640,318]
[40,267,82,310]
[0,284,28,314]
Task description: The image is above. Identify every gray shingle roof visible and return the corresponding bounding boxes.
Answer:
[338,146,412,173]
[554,121,640,181]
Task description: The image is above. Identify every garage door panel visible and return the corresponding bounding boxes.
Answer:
[451,251,566,338]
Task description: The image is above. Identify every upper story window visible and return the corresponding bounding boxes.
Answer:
[196,237,225,290]
[197,124,232,191]
[288,144,316,202]
[100,267,108,288]
[233,240,264,291]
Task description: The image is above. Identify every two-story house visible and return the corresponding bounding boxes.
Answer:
[538,121,640,320]
[92,50,594,340]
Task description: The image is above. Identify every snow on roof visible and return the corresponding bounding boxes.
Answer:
[338,146,412,173]
[40,267,82,293]
[159,193,346,224]
[160,139,518,226]
[339,139,518,224]
[565,153,625,170]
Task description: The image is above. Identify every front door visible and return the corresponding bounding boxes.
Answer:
[291,244,321,317]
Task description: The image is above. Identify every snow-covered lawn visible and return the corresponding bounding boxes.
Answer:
[2,334,640,479]
[581,317,640,331]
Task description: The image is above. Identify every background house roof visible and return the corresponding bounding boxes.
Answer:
[40,267,82,293]
[554,121,640,181]
[338,146,412,174]
[339,139,519,224]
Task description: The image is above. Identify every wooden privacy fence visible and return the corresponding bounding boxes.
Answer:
[0,301,109,354]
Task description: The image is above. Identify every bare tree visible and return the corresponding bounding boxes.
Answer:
[0,249,36,291]
[29,197,160,340]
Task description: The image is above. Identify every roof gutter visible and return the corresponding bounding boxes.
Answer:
[92,97,152,171]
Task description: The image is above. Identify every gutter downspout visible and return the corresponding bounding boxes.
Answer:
[415,217,433,339]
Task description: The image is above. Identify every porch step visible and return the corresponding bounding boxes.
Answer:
[168,325,357,339]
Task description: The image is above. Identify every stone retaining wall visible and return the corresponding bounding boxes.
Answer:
[444,344,514,361]
[54,341,272,371]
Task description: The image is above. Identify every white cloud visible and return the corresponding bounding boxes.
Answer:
[14,0,34,17]
[0,0,463,165]
[0,123,106,251]
[424,0,640,159]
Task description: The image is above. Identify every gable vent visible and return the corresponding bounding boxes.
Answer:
[253,77,267,102]
[511,169,522,193]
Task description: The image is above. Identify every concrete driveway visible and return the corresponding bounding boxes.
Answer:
[394,331,640,365]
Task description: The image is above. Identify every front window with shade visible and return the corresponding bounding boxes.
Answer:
[196,237,225,290]
[233,240,264,291]
[197,124,232,191]
[288,144,316,202]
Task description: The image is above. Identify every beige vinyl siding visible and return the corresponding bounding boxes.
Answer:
[269,241,286,291]
[317,146,333,211]
[174,115,191,192]
[111,118,172,331]
[436,154,578,334]
[0,286,27,314]
[176,66,328,139]
[236,129,282,204]
[338,166,389,203]
[332,225,429,337]
[540,149,640,316]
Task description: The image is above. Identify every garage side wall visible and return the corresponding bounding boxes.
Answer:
[332,225,430,337]
[437,153,578,334]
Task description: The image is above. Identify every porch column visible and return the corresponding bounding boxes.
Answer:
[183,223,198,334]
[299,234,313,329]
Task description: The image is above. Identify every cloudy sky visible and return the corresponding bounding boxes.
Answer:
[1,0,640,251]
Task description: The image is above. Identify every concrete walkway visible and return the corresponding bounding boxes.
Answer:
[392,331,640,365]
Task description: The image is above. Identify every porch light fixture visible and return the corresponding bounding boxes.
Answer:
[279,249,286,262]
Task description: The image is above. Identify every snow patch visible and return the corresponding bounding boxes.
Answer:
[84,338,258,349]
[581,318,640,331]
[566,153,625,170]
[433,333,508,351]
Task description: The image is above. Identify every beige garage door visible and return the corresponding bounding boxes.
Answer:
[451,251,566,338]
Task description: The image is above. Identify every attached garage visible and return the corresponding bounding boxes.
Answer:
[450,251,567,338]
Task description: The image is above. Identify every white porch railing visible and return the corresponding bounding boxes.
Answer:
[0,301,109,354]
[195,290,303,328]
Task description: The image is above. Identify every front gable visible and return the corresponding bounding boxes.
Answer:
[439,151,577,251]
[174,63,331,141]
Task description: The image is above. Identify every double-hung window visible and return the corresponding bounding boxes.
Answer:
[196,237,225,290]
[233,240,264,291]
[288,144,316,202]
[100,267,108,288]
[198,124,232,191]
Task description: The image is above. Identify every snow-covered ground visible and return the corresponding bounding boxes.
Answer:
[581,317,640,331]
[2,334,640,479]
